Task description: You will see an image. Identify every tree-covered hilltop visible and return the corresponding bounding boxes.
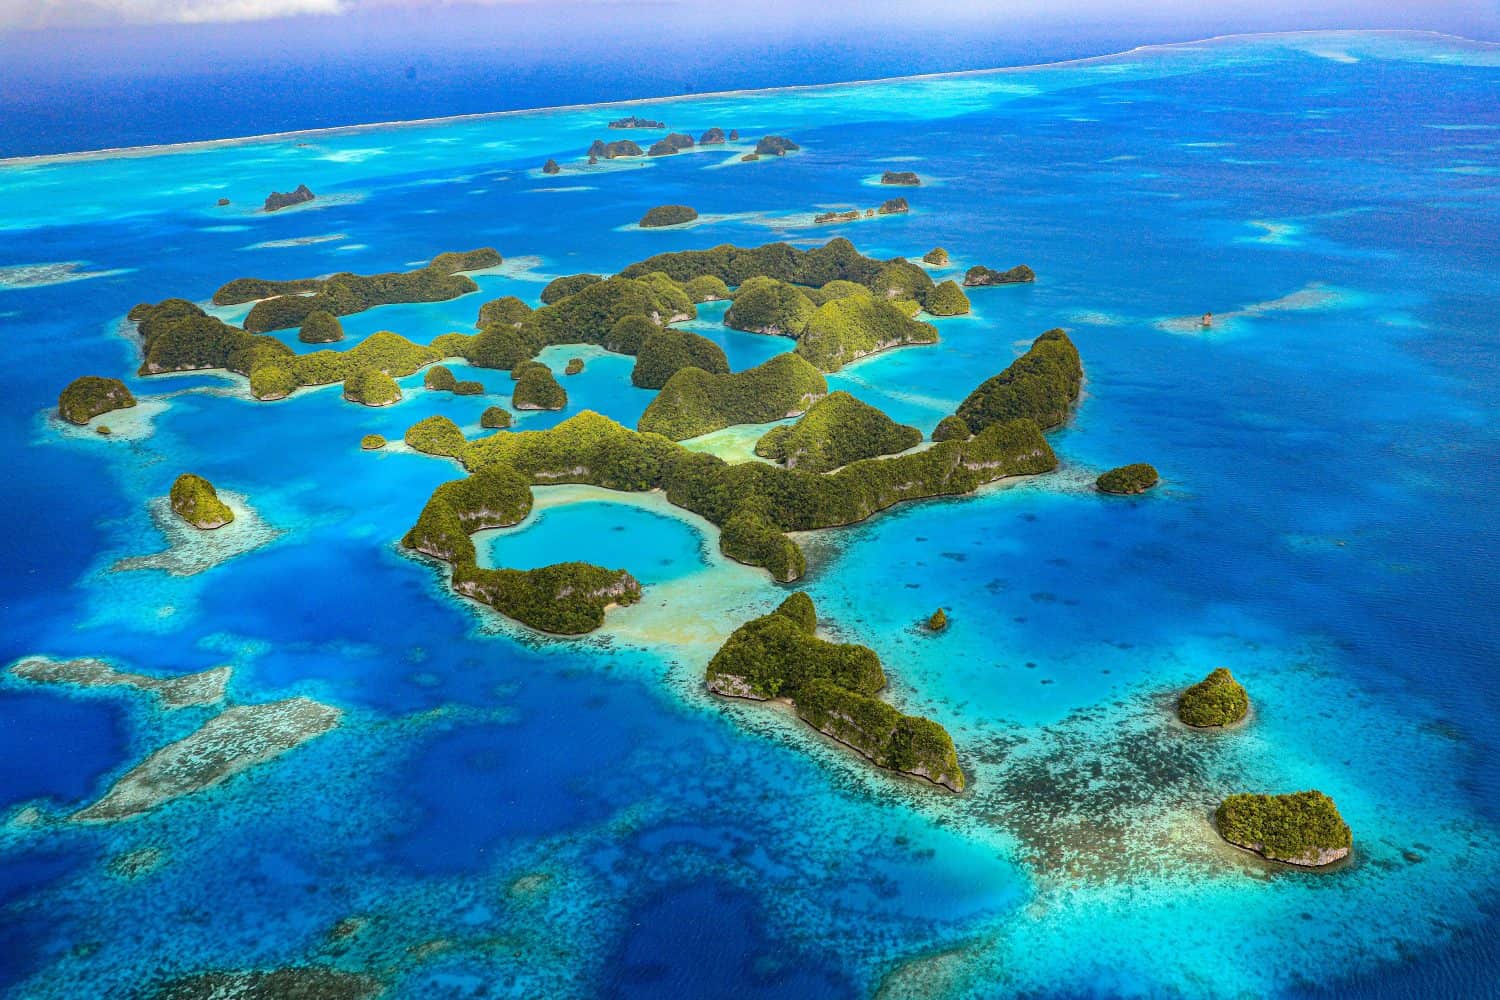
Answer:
[297,310,344,344]
[477,295,533,329]
[754,391,921,473]
[343,368,402,407]
[755,136,800,156]
[1178,667,1249,727]
[452,409,1057,585]
[795,294,937,372]
[640,204,699,228]
[1215,791,1352,867]
[512,362,567,410]
[1097,463,1160,495]
[564,358,585,376]
[724,277,817,335]
[631,328,730,389]
[964,263,1035,286]
[540,274,603,305]
[58,376,135,425]
[638,353,827,440]
[361,434,387,450]
[706,592,964,791]
[481,406,512,429]
[170,473,234,529]
[404,414,468,458]
[923,247,950,265]
[924,280,971,317]
[954,329,1083,433]
[402,464,641,634]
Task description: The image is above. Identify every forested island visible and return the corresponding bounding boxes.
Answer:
[1215,791,1352,867]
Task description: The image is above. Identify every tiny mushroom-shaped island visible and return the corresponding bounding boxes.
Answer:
[880,170,921,186]
[755,136,800,156]
[924,280,971,317]
[927,608,948,631]
[360,434,387,450]
[1097,463,1160,495]
[170,473,234,530]
[263,184,315,212]
[700,127,727,145]
[59,375,136,425]
[877,197,909,215]
[1215,791,1352,867]
[542,159,560,175]
[564,358,585,376]
[297,310,344,345]
[480,406,513,429]
[923,247,950,266]
[424,365,459,392]
[639,204,699,228]
[343,368,403,407]
[1178,667,1250,728]
[512,362,567,410]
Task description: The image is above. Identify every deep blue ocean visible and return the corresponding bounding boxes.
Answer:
[1,29,1498,999]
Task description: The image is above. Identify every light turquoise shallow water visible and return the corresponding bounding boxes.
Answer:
[1,29,1498,999]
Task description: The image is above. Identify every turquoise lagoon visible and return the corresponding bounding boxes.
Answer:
[2,30,1499,998]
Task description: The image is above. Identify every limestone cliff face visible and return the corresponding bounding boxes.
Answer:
[263,184,315,212]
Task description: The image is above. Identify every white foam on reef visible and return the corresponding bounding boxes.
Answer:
[524,185,598,193]
[110,492,284,577]
[0,261,131,290]
[245,232,346,249]
[315,147,389,163]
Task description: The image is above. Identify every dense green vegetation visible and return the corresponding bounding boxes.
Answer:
[1178,667,1249,728]
[724,277,816,336]
[881,171,921,185]
[619,238,886,289]
[512,362,567,410]
[424,365,458,391]
[58,376,135,425]
[877,198,909,215]
[638,353,827,440]
[927,608,948,631]
[249,365,298,401]
[631,328,730,389]
[402,464,640,634]
[542,159,560,175]
[361,434,387,450]
[227,248,499,332]
[684,275,730,302]
[477,295,533,329]
[753,391,921,472]
[292,331,440,386]
[796,293,937,372]
[169,473,234,529]
[453,380,484,395]
[133,298,272,375]
[480,406,512,429]
[930,415,971,442]
[564,358,585,376]
[706,593,964,790]
[343,368,402,407]
[954,329,1082,433]
[1215,791,1352,866]
[923,247,950,266]
[526,275,693,351]
[640,204,699,228]
[540,274,602,305]
[298,310,344,344]
[964,264,1035,286]
[404,414,468,458]
[924,280,971,317]
[1097,463,1160,495]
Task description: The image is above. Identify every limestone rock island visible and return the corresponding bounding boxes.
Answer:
[640,204,699,228]
[881,170,921,185]
[609,115,665,129]
[1177,667,1249,727]
[170,473,234,530]
[964,264,1036,286]
[1215,791,1352,867]
[59,375,136,425]
[263,184,315,212]
[542,159,561,175]
[1097,463,1160,494]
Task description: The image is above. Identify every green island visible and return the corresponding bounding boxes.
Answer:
[404,414,468,458]
[640,204,699,228]
[297,310,344,344]
[343,367,402,407]
[512,361,567,410]
[924,280,971,317]
[796,294,937,372]
[927,608,948,631]
[587,139,643,159]
[424,365,459,391]
[480,406,512,429]
[478,294,534,327]
[402,463,642,634]
[923,247,950,265]
[1097,463,1160,494]
[755,136,800,156]
[58,375,135,425]
[638,352,827,440]
[954,328,1082,433]
[930,415,969,441]
[1214,791,1352,867]
[1177,667,1249,728]
[881,170,921,185]
[213,247,500,332]
[170,473,234,530]
[564,357,585,375]
[540,273,602,304]
[753,391,922,472]
[878,197,909,215]
[631,328,730,390]
[360,434,386,450]
[706,592,964,791]
[724,276,816,335]
[964,263,1035,286]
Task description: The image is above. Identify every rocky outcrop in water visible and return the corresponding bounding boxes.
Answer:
[881,170,921,185]
[700,127,727,144]
[588,139,644,160]
[262,184,314,212]
[609,115,665,129]
[542,159,560,174]
[877,198,909,215]
[755,135,800,156]
[963,263,1036,286]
